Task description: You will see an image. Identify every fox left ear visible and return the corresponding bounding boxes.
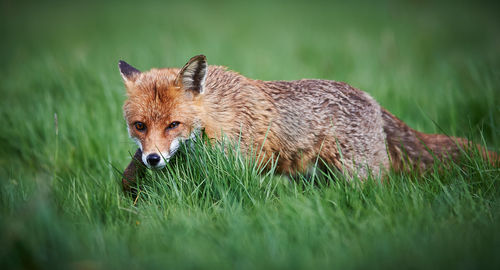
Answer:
[176,55,207,94]
[118,60,141,83]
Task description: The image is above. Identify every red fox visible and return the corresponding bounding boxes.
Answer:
[119,55,497,192]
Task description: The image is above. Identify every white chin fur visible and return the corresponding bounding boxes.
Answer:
[169,138,181,157]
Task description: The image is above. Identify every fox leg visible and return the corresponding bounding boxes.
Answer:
[122,148,145,199]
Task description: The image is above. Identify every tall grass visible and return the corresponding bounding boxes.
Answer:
[1,0,499,269]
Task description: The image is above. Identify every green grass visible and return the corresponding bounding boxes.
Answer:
[1,0,500,269]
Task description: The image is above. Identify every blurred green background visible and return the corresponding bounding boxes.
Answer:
[0,0,499,269]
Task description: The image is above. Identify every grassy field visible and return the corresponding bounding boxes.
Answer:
[1,0,500,269]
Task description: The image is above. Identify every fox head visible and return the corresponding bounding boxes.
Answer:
[119,55,207,169]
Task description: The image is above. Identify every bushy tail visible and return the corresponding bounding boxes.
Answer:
[418,132,498,165]
[381,108,498,172]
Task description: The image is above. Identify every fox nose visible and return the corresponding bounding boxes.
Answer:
[146,153,161,167]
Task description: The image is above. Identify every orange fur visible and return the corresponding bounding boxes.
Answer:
[119,55,497,190]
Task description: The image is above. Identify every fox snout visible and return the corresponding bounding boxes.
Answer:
[146,153,161,166]
[142,151,169,169]
[138,137,184,169]
[131,132,173,169]
[138,136,185,169]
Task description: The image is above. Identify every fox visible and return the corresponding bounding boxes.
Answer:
[119,54,498,193]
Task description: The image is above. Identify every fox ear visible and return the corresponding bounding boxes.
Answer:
[118,60,141,83]
[176,55,207,94]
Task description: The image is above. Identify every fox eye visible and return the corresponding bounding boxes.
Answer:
[134,122,146,131]
[167,121,180,130]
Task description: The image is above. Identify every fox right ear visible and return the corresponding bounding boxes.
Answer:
[176,55,207,94]
[118,60,141,83]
